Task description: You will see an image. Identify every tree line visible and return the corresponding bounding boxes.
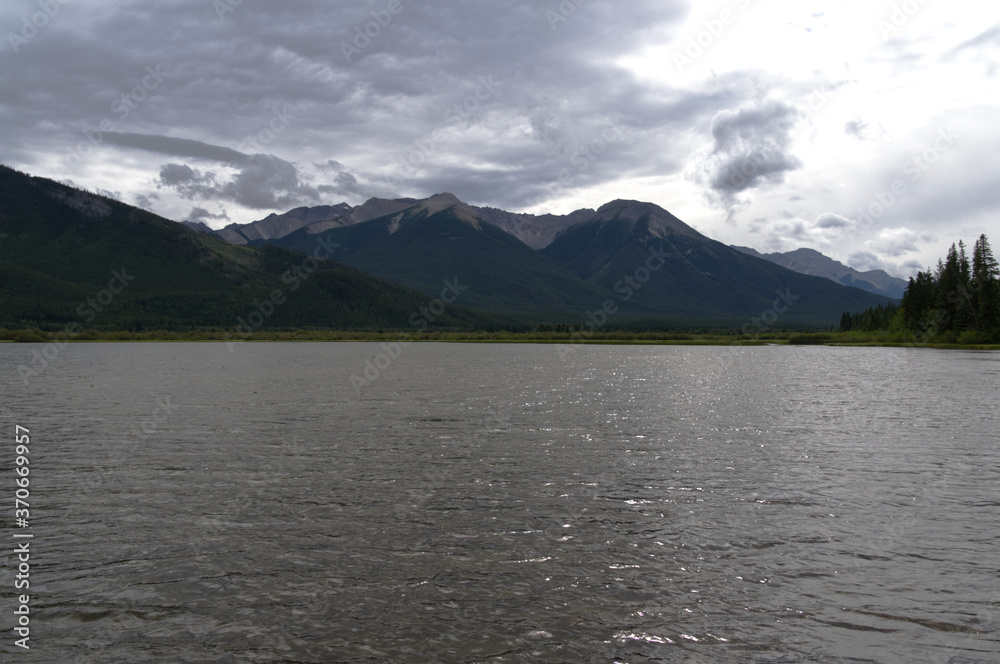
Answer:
[840,302,899,332]
[840,234,999,343]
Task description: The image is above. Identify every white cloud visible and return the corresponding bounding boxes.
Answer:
[867,227,922,257]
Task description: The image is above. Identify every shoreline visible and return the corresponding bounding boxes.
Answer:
[2,334,997,350]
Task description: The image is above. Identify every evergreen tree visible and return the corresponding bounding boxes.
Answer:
[956,239,977,329]
[935,244,962,332]
[839,303,899,332]
[899,235,1000,341]
[972,234,999,336]
[901,270,937,331]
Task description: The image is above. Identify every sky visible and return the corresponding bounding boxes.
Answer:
[2,0,998,278]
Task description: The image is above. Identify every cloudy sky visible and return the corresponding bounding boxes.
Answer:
[2,0,997,277]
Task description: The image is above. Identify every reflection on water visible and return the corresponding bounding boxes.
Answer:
[1,343,998,662]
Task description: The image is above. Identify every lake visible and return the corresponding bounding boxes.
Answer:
[1,342,998,663]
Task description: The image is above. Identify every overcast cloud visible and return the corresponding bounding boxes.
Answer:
[1,0,997,277]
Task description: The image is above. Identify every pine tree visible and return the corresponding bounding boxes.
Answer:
[935,244,963,333]
[972,234,999,335]
[902,270,937,332]
[956,239,978,329]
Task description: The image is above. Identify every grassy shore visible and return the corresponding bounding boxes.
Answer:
[2,327,998,349]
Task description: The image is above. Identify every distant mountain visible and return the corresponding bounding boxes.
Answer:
[0,166,507,331]
[2,163,894,331]
[179,220,217,235]
[259,194,892,325]
[540,200,890,322]
[463,205,596,249]
[223,199,592,250]
[214,203,353,245]
[732,246,907,299]
[262,193,610,319]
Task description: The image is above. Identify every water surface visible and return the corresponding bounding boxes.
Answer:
[1,342,998,662]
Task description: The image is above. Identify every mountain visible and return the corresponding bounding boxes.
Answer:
[0,166,507,331]
[260,193,610,319]
[462,205,596,249]
[732,246,907,299]
[225,199,592,250]
[539,200,891,323]
[259,194,891,325]
[214,203,354,245]
[2,164,892,331]
[179,220,217,235]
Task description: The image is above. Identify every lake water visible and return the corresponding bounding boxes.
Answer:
[1,342,998,663]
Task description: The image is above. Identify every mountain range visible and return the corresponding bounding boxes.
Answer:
[208,194,907,301]
[0,165,508,332]
[731,246,908,299]
[1,164,894,331]
[231,193,890,325]
[198,196,593,251]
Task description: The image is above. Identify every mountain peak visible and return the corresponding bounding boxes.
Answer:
[414,192,482,227]
[731,245,907,299]
[427,192,462,204]
[596,199,654,215]
[785,247,826,258]
[593,199,699,238]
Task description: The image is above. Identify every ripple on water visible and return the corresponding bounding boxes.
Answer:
[2,343,998,662]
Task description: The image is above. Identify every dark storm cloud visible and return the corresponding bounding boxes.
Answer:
[815,213,852,230]
[103,129,374,210]
[157,154,325,210]
[105,133,248,164]
[1,0,734,215]
[186,206,230,224]
[702,99,802,211]
[133,192,159,210]
[315,160,388,199]
[159,163,202,187]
